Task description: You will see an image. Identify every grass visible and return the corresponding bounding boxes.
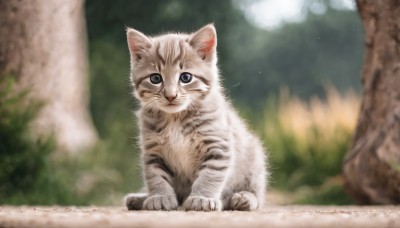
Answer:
[257,87,359,204]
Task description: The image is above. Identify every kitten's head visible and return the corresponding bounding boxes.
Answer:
[127,24,218,113]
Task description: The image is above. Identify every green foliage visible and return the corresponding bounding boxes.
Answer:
[249,89,357,204]
[48,137,142,205]
[88,40,134,138]
[267,125,349,190]
[0,77,46,196]
[0,77,73,205]
[294,178,354,205]
[0,76,141,205]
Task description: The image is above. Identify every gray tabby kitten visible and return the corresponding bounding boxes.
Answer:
[124,24,268,211]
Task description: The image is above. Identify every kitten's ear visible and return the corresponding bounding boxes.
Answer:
[126,28,153,62]
[189,24,217,63]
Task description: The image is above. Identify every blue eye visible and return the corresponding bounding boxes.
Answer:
[179,72,192,83]
[150,74,162,84]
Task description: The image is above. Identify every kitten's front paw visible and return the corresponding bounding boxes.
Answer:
[184,196,222,211]
[142,195,178,211]
[229,191,258,211]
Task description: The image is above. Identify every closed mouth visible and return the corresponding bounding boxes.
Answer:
[162,102,186,113]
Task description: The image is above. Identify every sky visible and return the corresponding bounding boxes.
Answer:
[238,0,356,30]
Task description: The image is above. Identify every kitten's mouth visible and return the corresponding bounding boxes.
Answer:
[160,102,187,113]
[166,101,182,106]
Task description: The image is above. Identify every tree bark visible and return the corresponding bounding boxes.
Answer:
[343,0,400,204]
[0,0,97,153]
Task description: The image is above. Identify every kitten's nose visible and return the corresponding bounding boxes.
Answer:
[163,85,177,102]
[165,94,177,102]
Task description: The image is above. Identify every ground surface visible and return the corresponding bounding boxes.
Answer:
[0,206,399,227]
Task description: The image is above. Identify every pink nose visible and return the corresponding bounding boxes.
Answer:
[165,95,177,102]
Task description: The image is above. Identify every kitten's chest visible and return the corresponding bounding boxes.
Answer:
[158,120,196,176]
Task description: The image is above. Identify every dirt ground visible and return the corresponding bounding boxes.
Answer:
[0,205,399,228]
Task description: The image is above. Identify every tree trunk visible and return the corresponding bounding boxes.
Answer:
[343,0,400,204]
[0,0,97,153]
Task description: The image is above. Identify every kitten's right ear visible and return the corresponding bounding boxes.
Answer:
[126,28,153,62]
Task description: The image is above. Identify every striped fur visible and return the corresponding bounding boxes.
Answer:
[124,24,268,211]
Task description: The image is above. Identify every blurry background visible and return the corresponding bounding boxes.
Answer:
[1,0,362,205]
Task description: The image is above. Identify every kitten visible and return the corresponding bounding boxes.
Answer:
[124,24,268,211]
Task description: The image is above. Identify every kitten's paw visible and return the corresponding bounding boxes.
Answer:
[184,196,222,211]
[124,193,148,211]
[142,195,178,211]
[229,191,258,211]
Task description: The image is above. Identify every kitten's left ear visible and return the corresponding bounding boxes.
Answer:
[189,24,217,63]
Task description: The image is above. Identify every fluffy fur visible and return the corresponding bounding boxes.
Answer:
[124,24,268,211]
